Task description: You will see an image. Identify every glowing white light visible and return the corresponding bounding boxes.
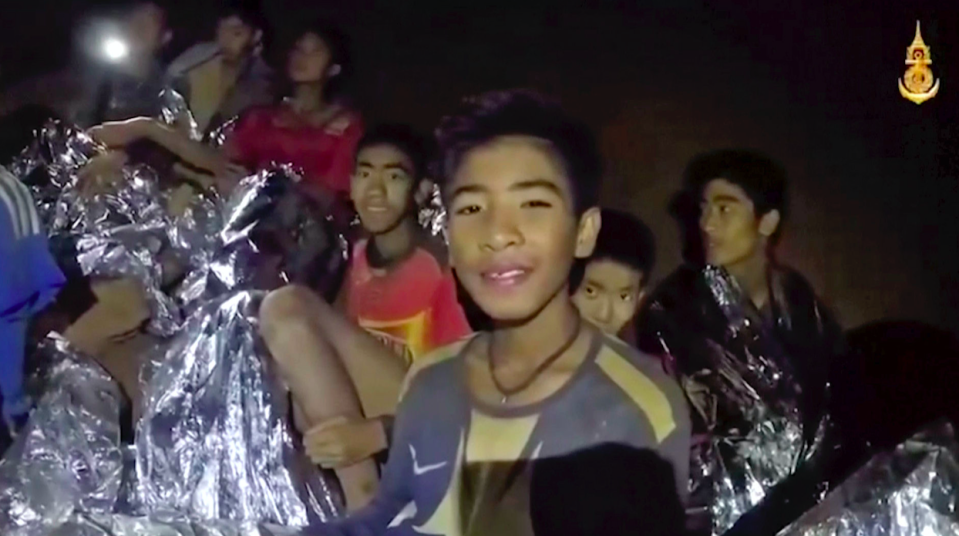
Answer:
[102,37,128,62]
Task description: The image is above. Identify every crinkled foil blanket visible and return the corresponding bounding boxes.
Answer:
[660,266,825,535]
[0,118,435,534]
[778,420,959,536]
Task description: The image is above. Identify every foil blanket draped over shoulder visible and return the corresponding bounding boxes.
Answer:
[643,265,836,535]
[0,120,354,534]
[779,420,959,536]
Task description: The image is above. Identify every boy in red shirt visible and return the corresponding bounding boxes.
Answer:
[258,124,471,512]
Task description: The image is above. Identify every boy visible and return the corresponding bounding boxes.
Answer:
[312,89,690,535]
[77,1,175,127]
[0,159,65,441]
[572,208,655,339]
[258,124,471,511]
[639,150,843,535]
[167,1,274,137]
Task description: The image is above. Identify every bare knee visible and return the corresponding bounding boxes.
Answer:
[259,285,321,348]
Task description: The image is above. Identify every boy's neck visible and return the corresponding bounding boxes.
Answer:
[291,84,327,114]
[220,53,245,76]
[725,250,771,309]
[491,287,581,366]
[370,217,418,265]
[125,55,156,80]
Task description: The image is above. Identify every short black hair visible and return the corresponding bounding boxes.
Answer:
[355,124,431,181]
[295,20,353,99]
[219,1,268,31]
[685,149,789,244]
[127,0,169,28]
[590,209,656,285]
[434,89,603,215]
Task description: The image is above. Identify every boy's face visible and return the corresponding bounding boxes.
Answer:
[572,259,644,335]
[216,16,257,61]
[447,136,600,322]
[288,33,333,84]
[351,144,416,234]
[124,4,168,57]
[699,178,778,269]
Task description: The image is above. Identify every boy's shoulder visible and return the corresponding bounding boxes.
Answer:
[400,334,477,400]
[592,333,687,442]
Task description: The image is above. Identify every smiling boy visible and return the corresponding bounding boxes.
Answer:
[314,90,689,536]
[259,124,471,512]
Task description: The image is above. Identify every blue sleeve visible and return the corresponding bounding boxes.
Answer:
[311,382,418,536]
[0,233,64,320]
[0,180,64,319]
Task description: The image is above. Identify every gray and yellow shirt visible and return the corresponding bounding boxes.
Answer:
[321,331,691,536]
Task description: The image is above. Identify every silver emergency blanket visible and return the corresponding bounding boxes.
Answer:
[417,182,447,240]
[702,264,826,534]
[136,291,340,525]
[46,512,304,536]
[176,166,349,312]
[159,88,201,142]
[645,265,829,535]
[0,336,124,536]
[12,123,210,336]
[2,119,349,534]
[778,420,959,536]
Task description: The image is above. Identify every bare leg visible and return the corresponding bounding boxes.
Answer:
[64,278,150,356]
[259,286,381,511]
[305,296,406,419]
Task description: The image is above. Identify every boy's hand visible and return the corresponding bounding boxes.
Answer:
[88,117,154,147]
[304,417,387,469]
[78,150,129,195]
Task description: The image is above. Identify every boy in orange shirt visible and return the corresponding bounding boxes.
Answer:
[258,124,471,511]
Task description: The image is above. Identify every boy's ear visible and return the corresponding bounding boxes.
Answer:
[758,209,781,238]
[414,179,435,207]
[574,207,601,259]
[162,30,173,47]
[327,64,342,78]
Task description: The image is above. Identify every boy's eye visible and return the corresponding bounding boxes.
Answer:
[584,286,598,297]
[455,205,481,216]
[620,293,633,301]
[522,199,552,209]
[389,172,406,181]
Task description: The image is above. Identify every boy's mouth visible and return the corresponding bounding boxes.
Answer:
[480,265,533,290]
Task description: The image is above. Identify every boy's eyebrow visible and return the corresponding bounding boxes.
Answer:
[510,179,564,197]
[449,183,487,200]
[449,178,565,200]
[383,162,412,173]
[584,277,606,290]
[707,194,742,204]
[355,161,412,174]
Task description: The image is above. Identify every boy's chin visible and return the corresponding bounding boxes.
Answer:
[360,216,404,235]
[471,298,543,326]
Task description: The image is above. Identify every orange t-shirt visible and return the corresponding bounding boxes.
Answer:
[344,239,472,367]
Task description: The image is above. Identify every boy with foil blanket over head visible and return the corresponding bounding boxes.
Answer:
[638,149,845,536]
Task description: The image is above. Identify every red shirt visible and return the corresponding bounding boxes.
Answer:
[344,239,472,367]
[226,105,363,195]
